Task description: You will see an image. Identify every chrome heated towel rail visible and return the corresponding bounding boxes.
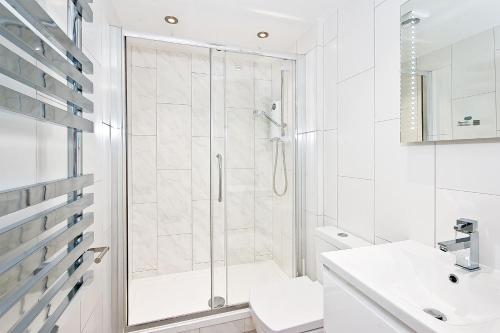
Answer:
[0,0,105,332]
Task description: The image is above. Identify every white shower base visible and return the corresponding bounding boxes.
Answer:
[129,260,290,325]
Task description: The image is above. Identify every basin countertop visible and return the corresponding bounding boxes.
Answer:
[321,240,500,333]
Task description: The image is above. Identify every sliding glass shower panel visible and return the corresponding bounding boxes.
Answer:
[221,51,297,306]
[126,38,217,324]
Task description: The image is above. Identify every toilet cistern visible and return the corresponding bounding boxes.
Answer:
[438,218,479,271]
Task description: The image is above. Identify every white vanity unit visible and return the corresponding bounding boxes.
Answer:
[321,240,500,333]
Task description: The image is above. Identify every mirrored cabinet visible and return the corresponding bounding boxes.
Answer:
[401,0,500,143]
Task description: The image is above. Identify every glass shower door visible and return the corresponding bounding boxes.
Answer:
[126,39,223,325]
[215,49,297,307]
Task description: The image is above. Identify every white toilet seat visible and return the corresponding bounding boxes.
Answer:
[249,276,323,333]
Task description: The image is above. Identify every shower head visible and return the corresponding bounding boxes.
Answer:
[401,17,421,26]
[401,11,422,26]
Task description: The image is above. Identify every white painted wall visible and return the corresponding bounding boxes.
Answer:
[0,1,121,332]
[294,0,500,279]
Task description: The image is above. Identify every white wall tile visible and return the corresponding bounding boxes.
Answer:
[192,200,210,264]
[255,197,273,256]
[436,141,500,195]
[305,131,318,213]
[0,112,36,190]
[227,169,254,229]
[227,109,254,168]
[280,235,295,277]
[131,66,157,135]
[192,48,210,74]
[316,47,325,131]
[80,263,103,332]
[212,74,226,138]
[157,50,191,105]
[157,170,192,235]
[255,62,272,81]
[273,171,295,239]
[131,45,156,68]
[192,138,210,200]
[338,0,375,80]
[324,130,338,220]
[305,49,318,132]
[374,0,400,122]
[131,136,156,203]
[226,56,254,109]
[255,79,272,111]
[36,123,67,182]
[54,296,81,333]
[157,104,191,169]
[132,203,158,272]
[436,189,500,269]
[82,1,103,63]
[296,55,307,134]
[193,200,224,264]
[227,229,255,265]
[338,69,375,179]
[255,139,273,197]
[324,39,338,130]
[81,302,102,333]
[375,120,435,246]
[316,131,324,216]
[192,74,210,137]
[158,234,193,273]
[338,177,374,243]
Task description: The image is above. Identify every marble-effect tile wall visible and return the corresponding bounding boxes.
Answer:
[127,39,295,278]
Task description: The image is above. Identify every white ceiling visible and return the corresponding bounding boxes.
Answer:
[109,0,338,53]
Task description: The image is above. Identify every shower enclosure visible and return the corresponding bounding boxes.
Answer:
[125,37,296,325]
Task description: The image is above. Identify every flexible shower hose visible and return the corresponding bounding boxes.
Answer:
[273,139,288,196]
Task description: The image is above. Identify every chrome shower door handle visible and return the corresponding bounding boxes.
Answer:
[216,153,223,202]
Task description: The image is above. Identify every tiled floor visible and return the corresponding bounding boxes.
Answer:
[129,260,289,325]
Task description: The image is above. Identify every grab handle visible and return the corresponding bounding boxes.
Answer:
[216,154,223,202]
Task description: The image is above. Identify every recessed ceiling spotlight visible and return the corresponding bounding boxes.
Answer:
[257,31,269,39]
[165,16,179,24]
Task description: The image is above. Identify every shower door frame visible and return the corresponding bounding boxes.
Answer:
[119,32,303,332]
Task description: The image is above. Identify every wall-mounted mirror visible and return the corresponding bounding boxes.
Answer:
[400,0,500,143]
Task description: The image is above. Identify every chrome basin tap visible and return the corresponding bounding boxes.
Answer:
[438,218,479,271]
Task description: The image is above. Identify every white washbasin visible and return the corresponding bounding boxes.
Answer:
[321,240,500,333]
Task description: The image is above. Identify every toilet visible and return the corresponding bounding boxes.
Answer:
[249,226,371,333]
